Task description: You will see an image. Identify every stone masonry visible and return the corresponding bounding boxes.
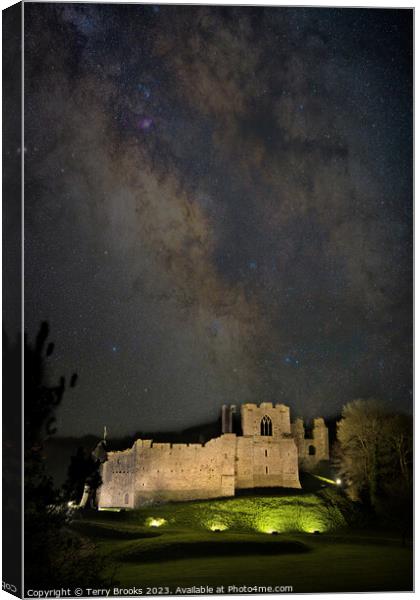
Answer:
[291,417,329,470]
[97,403,329,509]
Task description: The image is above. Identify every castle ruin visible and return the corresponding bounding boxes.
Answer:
[97,403,329,509]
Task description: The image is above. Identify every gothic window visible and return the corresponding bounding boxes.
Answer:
[260,415,273,436]
[308,445,316,456]
[124,493,129,504]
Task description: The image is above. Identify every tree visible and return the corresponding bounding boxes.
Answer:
[336,399,412,508]
[24,322,77,586]
[3,331,23,590]
[24,322,114,590]
[64,445,103,507]
[385,414,412,486]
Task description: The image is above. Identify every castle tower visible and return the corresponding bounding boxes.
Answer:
[236,403,301,490]
[221,404,236,434]
[291,417,329,470]
[241,402,291,437]
[312,418,329,461]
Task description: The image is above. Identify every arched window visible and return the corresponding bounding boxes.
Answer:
[124,493,129,505]
[308,445,316,456]
[260,415,273,436]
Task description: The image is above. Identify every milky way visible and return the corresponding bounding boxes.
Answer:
[23,5,412,436]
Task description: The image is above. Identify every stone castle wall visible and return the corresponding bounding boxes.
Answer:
[98,434,237,508]
[291,417,329,470]
[241,402,291,437]
[236,402,300,488]
[235,436,300,489]
[97,403,329,509]
[99,447,137,508]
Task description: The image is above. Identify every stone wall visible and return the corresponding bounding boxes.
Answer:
[98,434,237,508]
[235,436,301,489]
[97,403,331,509]
[291,417,329,470]
[99,447,137,508]
[241,402,291,437]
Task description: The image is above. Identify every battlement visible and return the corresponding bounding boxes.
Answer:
[242,402,289,411]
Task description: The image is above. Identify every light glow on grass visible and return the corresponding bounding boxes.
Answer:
[128,494,345,535]
[98,507,121,512]
[299,516,327,534]
[146,517,167,528]
[255,515,284,535]
[304,528,322,534]
[254,505,329,535]
[208,523,228,532]
[261,528,280,535]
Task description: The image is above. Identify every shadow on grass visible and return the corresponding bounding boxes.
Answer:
[121,539,311,563]
[70,522,162,540]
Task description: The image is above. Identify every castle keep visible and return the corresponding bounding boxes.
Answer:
[97,403,329,509]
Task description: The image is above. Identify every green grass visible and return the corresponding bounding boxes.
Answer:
[112,540,412,593]
[70,493,413,593]
[88,493,346,534]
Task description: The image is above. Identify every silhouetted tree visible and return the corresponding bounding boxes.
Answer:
[24,322,114,590]
[64,446,102,506]
[3,331,23,590]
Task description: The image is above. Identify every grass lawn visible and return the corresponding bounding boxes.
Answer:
[70,494,413,594]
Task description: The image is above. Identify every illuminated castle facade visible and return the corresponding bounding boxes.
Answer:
[97,403,329,509]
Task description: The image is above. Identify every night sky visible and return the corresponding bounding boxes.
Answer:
[23,4,413,437]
